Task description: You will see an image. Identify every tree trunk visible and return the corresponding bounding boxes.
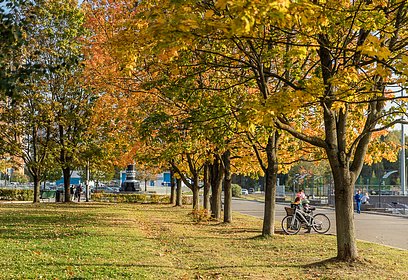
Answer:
[171,160,196,208]
[210,155,224,219]
[33,176,40,203]
[323,104,361,260]
[192,176,200,210]
[262,134,279,236]
[170,168,176,205]
[330,163,358,260]
[223,150,232,223]
[63,167,71,203]
[203,163,211,210]
[176,178,182,206]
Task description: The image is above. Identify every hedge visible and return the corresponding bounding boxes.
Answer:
[0,189,33,201]
[91,193,193,205]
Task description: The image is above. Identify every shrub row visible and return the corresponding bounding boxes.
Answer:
[91,193,193,205]
[0,189,33,201]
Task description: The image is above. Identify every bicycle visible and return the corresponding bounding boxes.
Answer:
[281,204,331,235]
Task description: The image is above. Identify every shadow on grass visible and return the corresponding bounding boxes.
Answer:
[302,256,369,268]
[247,234,275,240]
[45,261,299,271]
[218,228,261,235]
[246,229,313,239]
[302,257,337,267]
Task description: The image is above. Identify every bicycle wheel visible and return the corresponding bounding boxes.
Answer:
[281,215,301,235]
[312,213,331,234]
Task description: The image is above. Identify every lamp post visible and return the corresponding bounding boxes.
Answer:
[401,122,406,196]
[401,85,406,196]
[379,170,399,207]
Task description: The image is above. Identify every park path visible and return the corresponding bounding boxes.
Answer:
[232,198,408,250]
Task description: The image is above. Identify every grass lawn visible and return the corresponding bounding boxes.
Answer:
[0,202,407,279]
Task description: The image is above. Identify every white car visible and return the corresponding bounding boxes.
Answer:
[241,189,249,195]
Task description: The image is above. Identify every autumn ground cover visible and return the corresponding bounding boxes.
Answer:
[0,202,407,280]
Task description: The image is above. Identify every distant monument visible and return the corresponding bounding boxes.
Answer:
[121,164,141,192]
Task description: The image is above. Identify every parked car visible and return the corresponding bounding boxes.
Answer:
[248,188,255,194]
[241,189,249,195]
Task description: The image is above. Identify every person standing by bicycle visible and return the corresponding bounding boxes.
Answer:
[296,189,306,201]
[295,189,312,233]
[354,189,362,214]
[296,189,311,210]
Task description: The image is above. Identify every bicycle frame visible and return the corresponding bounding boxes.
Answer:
[290,206,313,227]
[283,204,330,235]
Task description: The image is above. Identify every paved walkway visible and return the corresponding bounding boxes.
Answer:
[232,198,408,250]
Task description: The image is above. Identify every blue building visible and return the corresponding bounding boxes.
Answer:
[55,171,82,186]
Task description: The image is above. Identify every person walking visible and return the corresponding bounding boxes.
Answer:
[354,189,362,214]
[75,184,83,202]
[70,185,74,201]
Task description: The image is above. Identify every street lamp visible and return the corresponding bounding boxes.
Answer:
[379,170,399,207]
[400,85,406,196]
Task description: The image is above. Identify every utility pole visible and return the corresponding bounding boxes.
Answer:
[401,85,406,196]
[85,161,90,202]
[401,123,406,196]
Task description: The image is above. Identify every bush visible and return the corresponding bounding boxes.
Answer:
[0,189,33,201]
[150,194,170,204]
[190,208,211,223]
[91,193,173,204]
[231,184,242,197]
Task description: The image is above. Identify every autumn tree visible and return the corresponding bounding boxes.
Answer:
[0,1,66,202]
[138,0,408,261]
[130,0,307,235]
[28,0,94,202]
[0,88,55,202]
[268,1,408,260]
[139,103,208,210]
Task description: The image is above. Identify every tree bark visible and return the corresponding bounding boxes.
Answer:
[223,150,232,223]
[210,155,224,219]
[262,133,279,236]
[192,175,200,210]
[170,168,176,205]
[63,167,71,202]
[171,157,200,209]
[332,168,358,260]
[33,175,40,203]
[203,163,211,210]
[176,178,182,206]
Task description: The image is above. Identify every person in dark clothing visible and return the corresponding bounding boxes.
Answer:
[70,185,74,201]
[75,184,82,202]
[354,189,362,214]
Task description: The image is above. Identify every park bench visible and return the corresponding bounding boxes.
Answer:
[40,190,56,202]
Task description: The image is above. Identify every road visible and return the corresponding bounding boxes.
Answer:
[232,198,408,250]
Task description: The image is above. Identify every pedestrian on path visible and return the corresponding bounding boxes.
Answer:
[354,189,362,214]
[70,185,74,201]
[75,184,82,202]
